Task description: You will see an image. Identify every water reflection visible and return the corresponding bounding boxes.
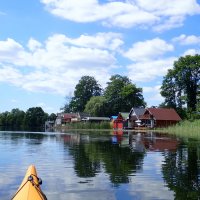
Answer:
[162,139,200,199]
[0,131,200,200]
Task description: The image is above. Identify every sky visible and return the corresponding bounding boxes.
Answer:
[0,0,200,114]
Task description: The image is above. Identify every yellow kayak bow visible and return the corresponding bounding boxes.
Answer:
[12,165,47,200]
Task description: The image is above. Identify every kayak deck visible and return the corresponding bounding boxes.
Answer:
[12,165,47,200]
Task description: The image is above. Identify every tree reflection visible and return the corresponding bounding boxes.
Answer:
[72,143,101,177]
[0,132,48,145]
[68,136,145,186]
[162,140,200,199]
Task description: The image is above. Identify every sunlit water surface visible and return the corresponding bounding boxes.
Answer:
[0,131,200,200]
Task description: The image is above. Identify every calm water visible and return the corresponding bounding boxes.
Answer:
[0,131,200,200]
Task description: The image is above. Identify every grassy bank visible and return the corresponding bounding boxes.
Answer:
[159,120,200,139]
[55,121,112,131]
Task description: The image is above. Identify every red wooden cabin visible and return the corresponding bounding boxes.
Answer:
[113,113,124,129]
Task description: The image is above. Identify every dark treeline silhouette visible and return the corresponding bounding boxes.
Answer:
[0,107,56,131]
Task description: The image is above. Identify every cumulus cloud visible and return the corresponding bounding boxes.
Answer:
[27,38,43,51]
[123,38,174,62]
[183,48,200,56]
[0,33,122,95]
[126,57,175,82]
[172,34,200,45]
[122,38,176,83]
[0,38,25,63]
[143,85,164,106]
[41,0,200,31]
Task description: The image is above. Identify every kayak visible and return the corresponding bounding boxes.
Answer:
[11,165,47,200]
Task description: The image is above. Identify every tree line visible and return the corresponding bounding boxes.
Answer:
[0,107,56,131]
[1,54,199,131]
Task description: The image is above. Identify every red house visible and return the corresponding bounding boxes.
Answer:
[140,108,182,128]
[113,113,124,129]
[62,113,78,123]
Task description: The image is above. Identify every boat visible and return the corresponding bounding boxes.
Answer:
[11,165,47,200]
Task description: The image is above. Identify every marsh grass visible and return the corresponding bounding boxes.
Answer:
[159,120,200,139]
[63,121,111,130]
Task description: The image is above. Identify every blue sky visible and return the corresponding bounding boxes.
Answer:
[1,0,200,114]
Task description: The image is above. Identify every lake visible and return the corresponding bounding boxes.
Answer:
[0,131,200,200]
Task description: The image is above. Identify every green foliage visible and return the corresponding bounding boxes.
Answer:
[24,107,48,130]
[0,107,52,131]
[160,54,200,118]
[48,113,57,121]
[159,120,200,139]
[162,140,200,199]
[84,96,106,116]
[66,76,102,112]
[104,74,146,115]
[64,74,146,116]
[0,109,25,130]
[67,137,145,183]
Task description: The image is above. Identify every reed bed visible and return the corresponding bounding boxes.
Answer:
[61,121,111,130]
[160,120,200,139]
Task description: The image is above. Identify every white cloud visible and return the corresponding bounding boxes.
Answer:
[143,85,164,106]
[123,38,174,62]
[183,48,200,56]
[60,32,124,50]
[36,102,55,112]
[0,38,25,63]
[41,0,200,31]
[153,15,185,32]
[27,38,42,51]
[135,0,200,15]
[126,57,176,82]
[0,33,119,95]
[0,66,23,86]
[172,34,200,45]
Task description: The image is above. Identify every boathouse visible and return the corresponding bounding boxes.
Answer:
[128,107,146,128]
[140,108,181,128]
[112,113,124,129]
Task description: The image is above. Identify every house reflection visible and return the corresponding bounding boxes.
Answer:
[56,133,81,145]
[112,131,179,152]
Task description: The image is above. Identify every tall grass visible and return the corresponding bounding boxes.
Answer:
[160,120,200,139]
[62,121,112,130]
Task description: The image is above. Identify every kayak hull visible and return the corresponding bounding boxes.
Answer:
[12,165,47,200]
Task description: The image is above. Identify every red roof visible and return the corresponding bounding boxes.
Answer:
[63,113,77,119]
[144,108,181,121]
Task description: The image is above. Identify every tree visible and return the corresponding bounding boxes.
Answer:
[0,109,25,130]
[10,108,25,128]
[67,76,102,112]
[24,107,48,131]
[160,69,178,109]
[161,55,200,114]
[104,74,146,115]
[48,113,57,121]
[84,96,107,116]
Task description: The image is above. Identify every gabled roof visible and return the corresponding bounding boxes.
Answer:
[120,112,129,119]
[146,108,181,121]
[63,113,78,119]
[129,108,146,119]
[78,112,91,118]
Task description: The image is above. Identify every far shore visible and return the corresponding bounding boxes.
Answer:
[54,119,200,139]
